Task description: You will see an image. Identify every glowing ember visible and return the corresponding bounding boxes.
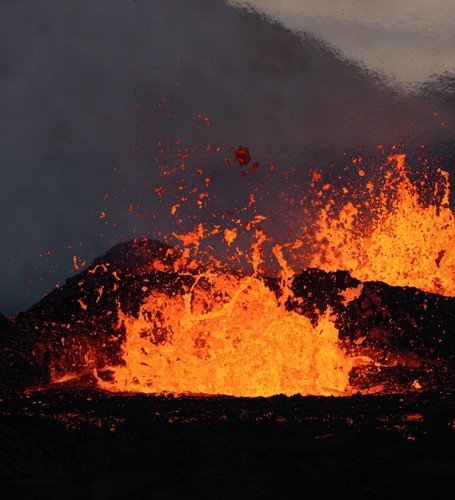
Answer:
[310,154,455,296]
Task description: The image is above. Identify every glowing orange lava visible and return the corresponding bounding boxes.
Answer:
[98,233,356,396]
[310,154,455,296]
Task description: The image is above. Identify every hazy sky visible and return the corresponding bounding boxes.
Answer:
[237,0,455,87]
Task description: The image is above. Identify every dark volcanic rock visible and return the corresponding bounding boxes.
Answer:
[0,390,453,499]
[0,314,48,392]
[291,268,455,362]
[30,238,175,312]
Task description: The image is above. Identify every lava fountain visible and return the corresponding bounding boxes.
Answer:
[98,232,357,396]
[310,154,455,295]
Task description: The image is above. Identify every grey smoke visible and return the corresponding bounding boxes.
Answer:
[0,0,453,315]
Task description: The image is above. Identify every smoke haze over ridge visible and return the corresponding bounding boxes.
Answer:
[0,0,453,314]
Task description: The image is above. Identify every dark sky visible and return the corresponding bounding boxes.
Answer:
[0,0,453,315]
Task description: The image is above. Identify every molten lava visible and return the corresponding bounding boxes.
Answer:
[96,231,357,396]
[99,273,354,396]
[310,154,455,296]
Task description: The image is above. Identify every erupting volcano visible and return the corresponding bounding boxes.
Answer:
[1,0,453,497]
[92,151,455,397]
[2,154,452,400]
[1,150,453,496]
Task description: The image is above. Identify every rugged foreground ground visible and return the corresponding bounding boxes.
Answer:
[0,389,453,499]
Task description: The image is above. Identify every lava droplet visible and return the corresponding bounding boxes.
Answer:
[235,146,251,165]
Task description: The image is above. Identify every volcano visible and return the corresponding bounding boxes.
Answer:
[1,0,454,497]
